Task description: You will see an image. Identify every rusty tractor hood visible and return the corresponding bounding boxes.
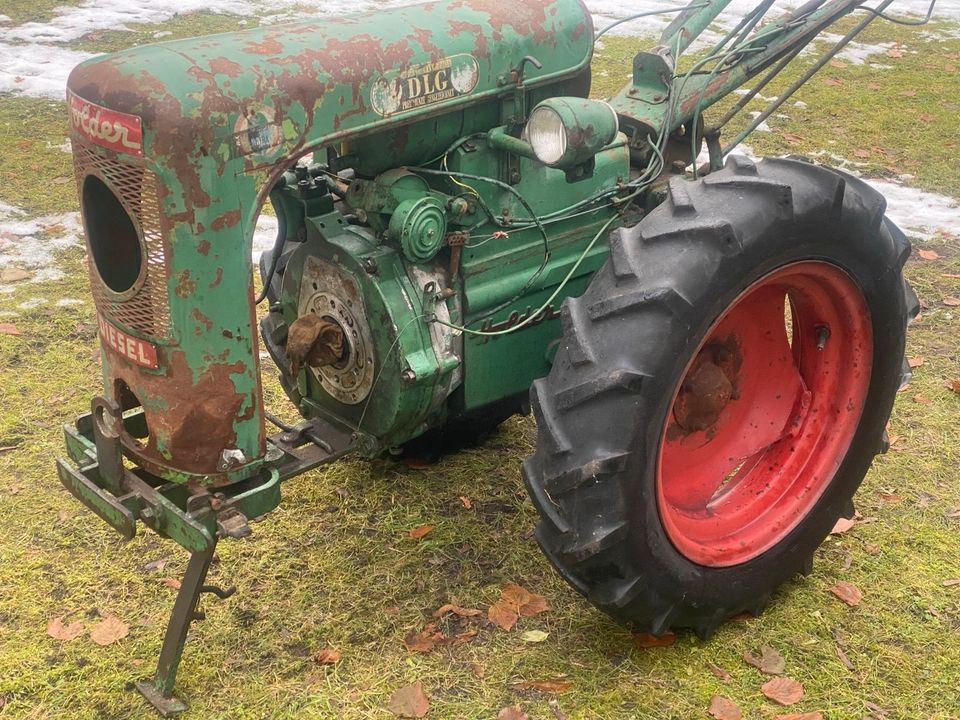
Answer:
[66,0,594,168]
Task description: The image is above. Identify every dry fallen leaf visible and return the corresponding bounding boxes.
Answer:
[707,662,732,682]
[496,704,529,720]
[828,59,848,69]
[949,379,960,395]
[458,495,472,509]
[708,695,742,720]
[908,356,925,368]
[761,677,804,706]
[489,584,548,630]
[404,625,444,653]
[313,648,341,665]
[388,681,430,718]
[47,617,84,641]
[943,579,960,587]
[161,578,182,590]
[89,616,129,646]
[830,581,863,607]
[633,631,676,648]
[0,323,21,336]
[943,297,960,307]
[521,630,549,643]
[433,603,481,618]
[743,645,785,675]
[408,524,434,540]
[835,643,855,671]
[867,82,882,90]
[918,249,941,260]
[853,148,870,159]
[488,602,520,631]
[823,77,844,87]
[509,679,572,693]
[918,112,935,123]
[830,517,856,535]
[0,268,30,283]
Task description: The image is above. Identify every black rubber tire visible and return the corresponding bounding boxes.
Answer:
[522,155,915,638]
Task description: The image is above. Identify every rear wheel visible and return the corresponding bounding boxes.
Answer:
[523,156,915,637]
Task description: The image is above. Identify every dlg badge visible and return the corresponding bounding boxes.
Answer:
[370,54,480,117]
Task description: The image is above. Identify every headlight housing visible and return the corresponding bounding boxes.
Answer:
[525,98,620,169]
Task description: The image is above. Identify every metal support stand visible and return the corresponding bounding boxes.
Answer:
[135,542,233,717]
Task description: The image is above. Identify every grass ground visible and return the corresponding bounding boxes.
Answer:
[1,9,960,720]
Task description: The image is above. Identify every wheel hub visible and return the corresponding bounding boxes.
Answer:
[657,261,873,567]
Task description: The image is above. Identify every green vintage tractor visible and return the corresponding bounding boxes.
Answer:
[59,0,920,713]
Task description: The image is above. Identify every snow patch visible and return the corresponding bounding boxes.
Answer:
[0,42,93,98]
[252,214,279,262]
[18,297,48,309]
[0,205,83,283]
[56,298,85,306]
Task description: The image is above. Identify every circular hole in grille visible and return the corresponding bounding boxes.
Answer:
[82,174,144,294]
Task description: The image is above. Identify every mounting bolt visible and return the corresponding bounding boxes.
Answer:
[361,257,378,275]
[815,325,831,350]
[400,368,416,383]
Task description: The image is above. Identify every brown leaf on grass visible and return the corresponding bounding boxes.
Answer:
[497,705,529,720]
[830,581,863,607]
[707,662,732,682]
[458,495,472,509]
[886,46,904,58]
[0,268,30,283]
[774,714,823,720]
[943,297,960,307]
[943,273,960,279]
[743,645,786,675]
[828,59,848,69]
[388,681,430,718]
[433,603,482,618]
[509,679,572,693]
[918,249,941,260]
[913,394,933,405]
[313,648,341,665]
[830,517,856,535]
[408,524,434,540]
[7,484,22,494]
[900,89,918,97]
[0,323,21,336]
[489,583,548,630]
[161,577,181,590]
[404,625,444,653]
[877,492,902,503]
[47,617,84,641]
[633,631,676,648]
[761,677,804,706]
[470,663,486,679]
[708,695,742,720]
[908,356,925,368]
[835,643,855,671]
[89,616,129,646]
[918,112,935,123]
[867,82,882,90]
[488,602,520,631]
[783,133,804,145]
[949,379,960,395]
[853,148,870,158]
[823,77,844,87]
[943,579,960,587]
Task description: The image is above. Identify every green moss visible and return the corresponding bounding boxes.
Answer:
[67,11,262,55]
[0,97,74,216]
[0,0,83,25]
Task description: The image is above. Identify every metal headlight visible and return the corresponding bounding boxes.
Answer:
[525,98,620,169]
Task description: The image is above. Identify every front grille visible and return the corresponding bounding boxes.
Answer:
[73,139,171,341]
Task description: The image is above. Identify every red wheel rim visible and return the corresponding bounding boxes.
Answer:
[656,261,873,567]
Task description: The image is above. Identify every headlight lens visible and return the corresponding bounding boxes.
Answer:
[527,105,567,166]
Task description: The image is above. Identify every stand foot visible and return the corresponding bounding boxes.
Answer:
[135,680,188,717]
